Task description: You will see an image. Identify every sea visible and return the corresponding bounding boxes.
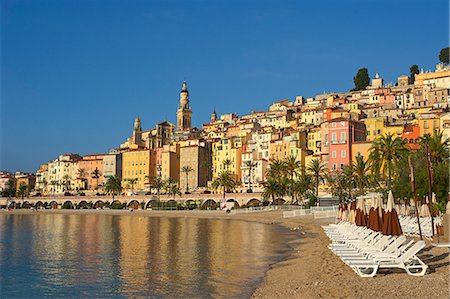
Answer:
[0,213,296,298]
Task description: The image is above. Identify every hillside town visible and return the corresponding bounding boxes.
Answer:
[2,62,450,201]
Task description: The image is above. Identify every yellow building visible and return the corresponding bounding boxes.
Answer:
[363,117,386,141]
[351,141,373,162]
[122,149,155,192]
[307,126,322,155]
[269,134,309,167]
[440,112,450,140]
[212,137,243,182]
[161,143,180,182]
[418,113,441,136]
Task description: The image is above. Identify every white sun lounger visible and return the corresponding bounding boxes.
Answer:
[346,240,428,277]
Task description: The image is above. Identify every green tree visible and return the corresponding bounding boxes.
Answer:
[16,183,28,200]
[369,133,409,190]
[62,174,71,191]
[263,179,282,202]
[439,47,449,65]
[244,160,257,191]
[91,168,101,193]
[2,178,16,197]
[266,158,286,180]
[292,173,312,205]
[307,158,328,198]
[419,130,450,163]
[408,64,419,84]
[222,159,232,172]
[105,176,122,198]
[77,168,87,190]
[353,155,370,196]
[49,180,59,195]
[181,165,194,193]
[151,176,165,201]
[212,171,236,201]
[126,178,138,194]
[353,68,370,91]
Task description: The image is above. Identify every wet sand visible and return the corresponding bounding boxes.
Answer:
[2,209,449,298]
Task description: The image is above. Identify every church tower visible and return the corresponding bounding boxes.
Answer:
[177,80,192,130]
[131,116,142,145]
[211,109,217,122]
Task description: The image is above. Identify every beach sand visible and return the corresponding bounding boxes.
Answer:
[3,209,449,298]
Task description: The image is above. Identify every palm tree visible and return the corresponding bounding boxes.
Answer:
[307,158,328,198]
[151,176,165,201]
[419,130,450,163]
[352,156,370,196]
[369,133,409,189]
[263,179,281,202]
[212,171,236,202]
[105,176,122,199]
[77,168,87,190]
[62,174,71,191]
[284,155,301,180]
[244,160,257,191]
[341,165,355,200]
[284,156,301,203]
[266,158,286,180]
[222,159,232,172]
[91,168,102,193]
[16,183,28,201]
[292,173,312,205]
[168,184,182,200]
[49,180,58,195]
[181,166,194,193]
[127,178,138,194]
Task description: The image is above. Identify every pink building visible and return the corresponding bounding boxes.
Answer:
[0,172,12,192]
[327,118,366,171]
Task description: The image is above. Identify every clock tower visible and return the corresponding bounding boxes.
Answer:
[177,81,192,130]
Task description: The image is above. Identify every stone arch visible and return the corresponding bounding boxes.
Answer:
[145,199,159,209]
[49,201,58,209]
[166,200,177,209]
[185,199,198,210]
[22,201,32,209]
[62,201,74,209]
[36,201,45,208]
[201,199,217,210]
[78,200,89,209]
[272,198,286,205]
[246,198,262,207]
[226,198,240,209]
[127,200,140,209]
[8,201,17,209]
[93,200,105,209]
[111,200,123,209]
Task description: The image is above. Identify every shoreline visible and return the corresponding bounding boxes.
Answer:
[2,209,449,298]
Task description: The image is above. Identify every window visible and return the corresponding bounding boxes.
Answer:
[333,164,337,170]
[332,133,337,141]
[332,151,336,158]
[341,150,346,158]
[340,132,346,141]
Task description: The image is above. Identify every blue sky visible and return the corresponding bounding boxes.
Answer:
[1,0,448,172]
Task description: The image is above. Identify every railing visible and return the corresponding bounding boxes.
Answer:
[283,205,338,219]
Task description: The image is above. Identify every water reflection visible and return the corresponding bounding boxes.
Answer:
[0,214,294,298]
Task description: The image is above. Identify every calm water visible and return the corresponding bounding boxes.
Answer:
[0,213,296,298]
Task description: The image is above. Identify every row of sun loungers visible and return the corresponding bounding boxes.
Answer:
[399,215,442,240]
[323,222,428,277]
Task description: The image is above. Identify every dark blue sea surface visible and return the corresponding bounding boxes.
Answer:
[0,213,296,298]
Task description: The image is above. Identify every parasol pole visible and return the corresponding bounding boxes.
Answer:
[409,156,422,240]
[425,145,435,237]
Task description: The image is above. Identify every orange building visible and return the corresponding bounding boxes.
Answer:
[402,124,420,150]
[76,154,105,192]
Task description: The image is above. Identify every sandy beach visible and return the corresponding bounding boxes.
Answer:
[2,209,449,298]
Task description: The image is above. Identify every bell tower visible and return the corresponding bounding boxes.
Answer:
[131,116,142,145]
[177,80,192,130]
